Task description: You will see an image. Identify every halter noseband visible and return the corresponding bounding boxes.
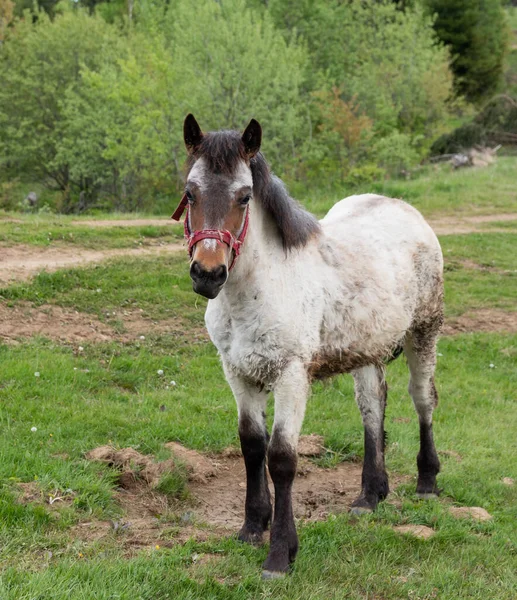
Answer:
[171,193,250,271]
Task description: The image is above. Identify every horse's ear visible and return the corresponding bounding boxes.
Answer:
[184,114,203,154]
[242,119,262,158]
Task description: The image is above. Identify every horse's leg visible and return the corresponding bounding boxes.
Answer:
[351,365,389,514]
[262,360,309,579]
[404,325,441,498]
[224,367,272,544]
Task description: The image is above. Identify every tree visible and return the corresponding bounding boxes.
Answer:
[0,0,13,42]
[424,0,508,103]
[0,6,124,210]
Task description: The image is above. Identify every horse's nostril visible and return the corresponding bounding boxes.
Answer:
[190,261,203,279]
[212,265,227,284]
[190,261,227,286]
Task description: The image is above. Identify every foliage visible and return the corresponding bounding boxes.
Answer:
[0,0,475,212]
[424,0,508,103]
[0,6,124,211]
[0,0,13,41]
[268,0,453,183]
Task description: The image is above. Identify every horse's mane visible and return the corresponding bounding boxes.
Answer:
[188,131,321,250]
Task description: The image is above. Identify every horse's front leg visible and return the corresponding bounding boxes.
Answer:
[224,365,272,545]
[262,360,309,579]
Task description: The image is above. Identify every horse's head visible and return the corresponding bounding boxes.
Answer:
[176,114,261,299]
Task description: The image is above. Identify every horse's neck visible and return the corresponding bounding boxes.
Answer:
[222,200,285,298]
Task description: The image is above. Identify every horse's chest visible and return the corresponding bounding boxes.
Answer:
[205,305,305,386]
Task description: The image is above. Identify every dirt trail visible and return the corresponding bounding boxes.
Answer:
[0,242,184,285]
[429,212,517,235]
[0,301,208,344]
[69,212,517,235]
[0,212,514,285]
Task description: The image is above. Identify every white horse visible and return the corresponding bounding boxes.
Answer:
[173,115,444,579]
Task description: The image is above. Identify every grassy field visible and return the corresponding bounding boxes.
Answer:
[0,160,516,599]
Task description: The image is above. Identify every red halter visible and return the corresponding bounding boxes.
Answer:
[171,194,250,271]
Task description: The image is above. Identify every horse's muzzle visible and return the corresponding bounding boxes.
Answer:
[190,261,227,299]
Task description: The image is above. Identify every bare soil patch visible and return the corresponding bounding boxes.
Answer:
[0,242,184,285]
[448,506,492,522]
[428,212,517,235]
[393,525,435,540]
[0,301,207,345]
[443,308,517,335]
[428,213,517,235]
[75,440,408,552]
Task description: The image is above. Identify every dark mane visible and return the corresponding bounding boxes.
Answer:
[250,153,321,250]
[187,129,321,250]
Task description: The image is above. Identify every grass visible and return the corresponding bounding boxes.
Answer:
[300,157,517,218]
[0,219,182,249]
[0,163,516,598]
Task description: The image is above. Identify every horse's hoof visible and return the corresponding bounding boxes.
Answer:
[416,492,439,500]
[237,530,264,546]
[262,569,287,580]
[350,506,373,516]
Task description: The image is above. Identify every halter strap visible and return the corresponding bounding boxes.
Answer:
[171,193,250,271]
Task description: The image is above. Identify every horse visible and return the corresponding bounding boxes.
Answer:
[172,114,444,579]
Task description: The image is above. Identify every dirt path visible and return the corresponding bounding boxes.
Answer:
[69,212,517,235]
[0,242,184,285]
[429,212,517,235]
[3,211,516,235]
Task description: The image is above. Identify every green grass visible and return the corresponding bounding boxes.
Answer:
[0,219,182,249]
[440,233,517,316]
[0,331,515,597]
[300,158,517,219]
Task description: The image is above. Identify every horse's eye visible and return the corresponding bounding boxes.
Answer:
[239,194,251,206]
[185,190,194,204]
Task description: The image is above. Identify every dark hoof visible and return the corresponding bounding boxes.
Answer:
[262,569,287,580]
[351,495,379,513]
[416,491,440,500]
[237,529,264,546]
[350,505,373,516]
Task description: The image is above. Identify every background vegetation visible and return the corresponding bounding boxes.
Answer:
[1,0,514,213]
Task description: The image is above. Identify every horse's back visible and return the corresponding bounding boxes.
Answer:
[319,193,443,332]
[322,193,438,249]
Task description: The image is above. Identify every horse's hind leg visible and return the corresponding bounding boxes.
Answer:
[224,367,272,545]
[404,323,441,498]
[351,365,389,514]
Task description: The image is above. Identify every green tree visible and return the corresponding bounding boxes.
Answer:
[269,0,453,179]
[424,0,508,103]
[0,0,14,41]
[0,6,124,210]
[71,0,309,206]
